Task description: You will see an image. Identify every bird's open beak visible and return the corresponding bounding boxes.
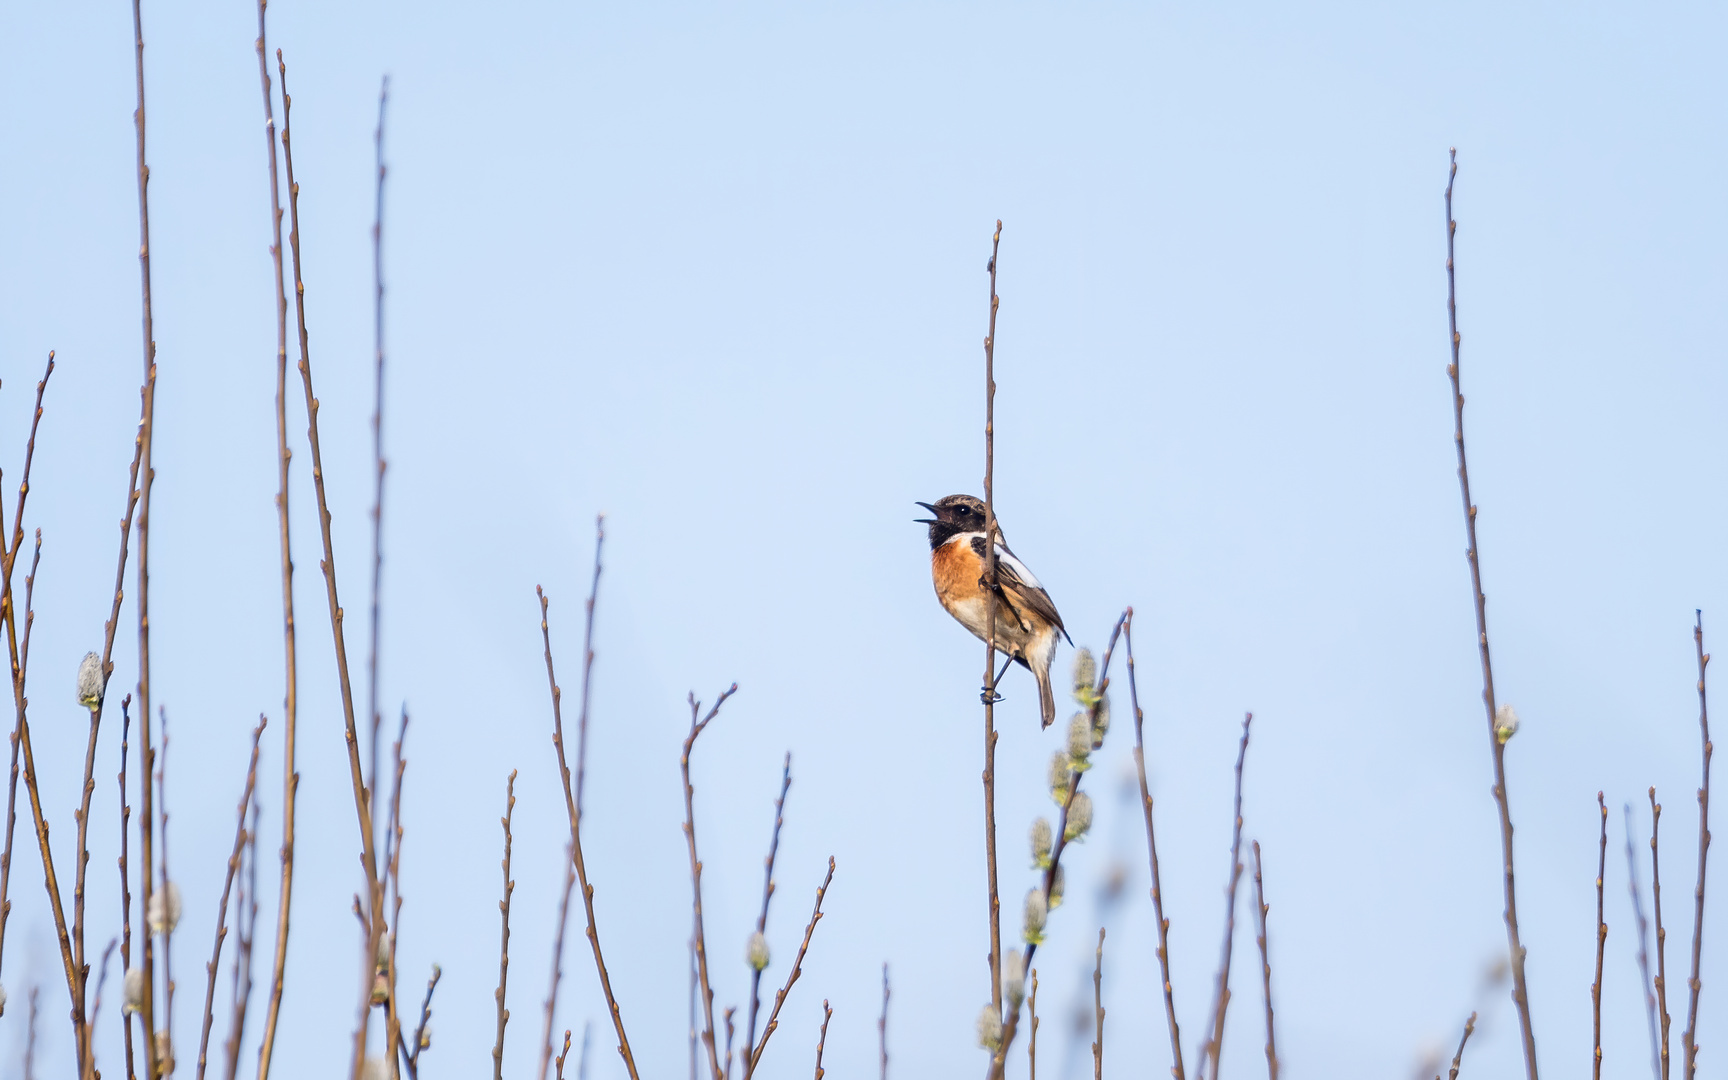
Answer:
[914,501,938,524]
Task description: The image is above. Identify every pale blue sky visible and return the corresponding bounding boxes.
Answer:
[2,2,1726,1077]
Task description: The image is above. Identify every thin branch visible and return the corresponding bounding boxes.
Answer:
[1683,613,1712,1079]
[746,858,835,1074]
[980,219,1004,1021]
[157,707,176,1071]
[1091,928,1105,1080]
[1594,793,1608,1080]
[223,796,260,1080]
[367,73,389,913]
[493,771,518,1078]
[383,709,408,1080]
[0,528,40,1022]
[120,699,137,1080]
[538,522,638,1079]
[538,846,576,1080]
[196,716,266,1080]
[1125,608,1185,1078]
[400,964,440,1080]
[1027,970,1037,1080]
[723,1007,736,1080]
[683,686,741,1080]
[24,984,38,1080]
[1445,148,1539,1080]
[1199,714,1252,1080]
[1626,803,1662,1080]
[554,1029,571,1080]
[1447,1013,1476,1080]
[879,962,889,1080]
[744,754,793,1071]
[1653,788,1671,1080]
[1251,841,1277,1080]
[812,1001,832,1080]
[253,6,298,1077]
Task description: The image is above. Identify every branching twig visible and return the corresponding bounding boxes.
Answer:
[1125,610,1185,1079]
[1445,149,1539,1080]
[1092,928,1105,1080]
[1594,793,1608,1080]
[1251,841,1277,1080]
[1198,714,1252,1080]
[493,771,518,1079]
[812,1001,832,1080]
[3,528,41,1001]
[746,858,835,1074]
[683,686,740,1080]
[196,716,266,1080]
[1683,614,1712,1079]
[744,754,792,1073]
[1653,788,1672,1080]
[1447,1013,1476,1080]
[554,1029,571,1080]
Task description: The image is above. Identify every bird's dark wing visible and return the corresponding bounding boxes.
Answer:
[970,535,1070,644]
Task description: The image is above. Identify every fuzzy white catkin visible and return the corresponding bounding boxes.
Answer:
[975,1004,1003,1049]
[1023,888,1048,943]
[1048,752,1072,805]
[76,652,102,709]
[123,967,144,1014]
[148,881,182,935]
[1001,948,1026,1008]
[1065,713,1092,768]
[1071,649,1096,696]
[746,931,770,972]
[1064,792,1094,842]
[1495,704,1519,744]
[1030,817,1052,869]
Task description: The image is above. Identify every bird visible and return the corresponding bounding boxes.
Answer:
[916,494,1070,727]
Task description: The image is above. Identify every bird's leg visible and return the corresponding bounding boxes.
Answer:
[981,655,1013,704]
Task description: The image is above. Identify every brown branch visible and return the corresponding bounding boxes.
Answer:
[683,686,740,1080]
[383,709,408,1080]
[366,74,389,907]
[1653,788,1672,1080]
[746,858,834,1074]
[120,699,137,1080]
[1445,148,1539,1080]
[1251,841,1277,1080]
[538,521,638,1079]
[743,753,793,1073]
[1124,610,1184,1079]
[538,845,576,1080]
[195,716,265,1080]
[493,770,517,1079]
[24,984,38,1080]
[1683,613,1712,1078]
[980,220,1004,1022]
[812,1000,832,1079]
[1626,803,1662,1080]
[1446,1013,1476,1080]
[555,1030,571,1080]
[253,6,298,1077]
[723,1007,736,1080]
[157,707,176,1072]
[1593,793,1608,1080]
[879,962,889,1080]
[1198,714,1252,1080]
[1092,928,1105,1080]
[223,796,260,1080]
[400,963,440,1080]
[1026,970,1037,1080]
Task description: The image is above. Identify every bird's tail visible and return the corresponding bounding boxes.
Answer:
[1035,663,1056,729]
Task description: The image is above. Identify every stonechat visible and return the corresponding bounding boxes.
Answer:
[917,494,1070,727]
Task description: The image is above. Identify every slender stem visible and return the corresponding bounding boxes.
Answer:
[1199,715,1252,1080]
[683,688,740,1080]
[223,798,260,1080]
[120,700,137,1080]
[1653,788,1671,1080]
[1445,149,1538,1080]
[879,963,889,1080]
[1592,793,1608,1080]
[1026,970,1037,1080]
[493,771,517,1079]
[555,1030,571,1080]
[538,845,576,1080]
[1447,1013,1477,1080]
[383,709,408,1080]
[538,521,639,1078]
[744,754,793,1072]
[746,858,834,1074]
[401,964,440,1079]
[980,220,1004,1019]
[367,75,389,911]
[253,6,298,1076]
[24,984,38,1080]
[812,1001,832,1079]
[1091,928,1105,1080]
[1683,613,1711,1078]
[196,718,266,1080]
[1124,610,1185,1079]
[1627,802,1662,1080]
[1251,841,1277,1080]
[158,709,176,1067]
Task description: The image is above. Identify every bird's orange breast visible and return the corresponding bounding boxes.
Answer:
[932,535,985,605]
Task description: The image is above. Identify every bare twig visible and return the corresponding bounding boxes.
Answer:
[367,74,389,907]
[1445,149,1539,1080]
[746,858,834,1074]
[1124,610,1185,1079]
[578,1022,592,1080]
[493,771,517,1078]
[1092,928,1105,1080]
[1198,715,1252,1080]
[812,1001,832,1080]
[1251,841,1277,1080]
[223,796,260,1080]
[537,850,576,1080]
[743,754,793,1073]
[1027,970,1037,1080]
[980,220,1004,1020]
[1653,788,1672,1080]
[196,717,266,1080]
[1626,804,1662,1080]
[120,699,137,1080]
[253,7,298,1078]
[399,964,440,1079]
[683,686,740,1080]
[382,709,408,1080]
[1447,1013,1476,1080]
[24,984,38,1080]
[723,1008,736,1080]
[1,529,43,998]
[554,1030,571,1080]
[1683,614,1712,1078]
[879,962,889,1080]
[538,522,638,1079]
[1594,793,1608,1080]
[157,708,176,1070]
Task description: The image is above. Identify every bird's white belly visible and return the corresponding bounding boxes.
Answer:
[949,595,1036,656]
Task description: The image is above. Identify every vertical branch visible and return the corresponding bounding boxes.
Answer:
[1594,794,1608,1080]
[366,75,389,892]
[1628,804,1662,1080]
[744,755,793,1069]
[157,708,176,1069]
[1125,610,1185,1079]
[493,771,517,1080]
[979,220,1004,1018]
[24,984,39,1080]
[1653,789,1671,1080]
[539,527,639,1079]
[812,1000,832,1080]
[195,717,265,1080]
[1251,842,1277,1080]
[1199,715,1252,1080]
[223,796,260,1080]
[1447,1013,1477,1080]
[253,5,298,1076]
[1445,149,1539,1080]
[683,688,740,1080]
[879,963,889,1080]
[403,965,441,1080]
[1026,970,1037,1080]
[275,52,388,1080]
[1091,929,1105,1080]
[746,859,835,1074]
[538,846,576,1080]
[1683,614,1711,1079]
[383,710,408,1080]
[120,700,137,1080]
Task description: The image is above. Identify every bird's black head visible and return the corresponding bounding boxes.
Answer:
[915,494,990,549]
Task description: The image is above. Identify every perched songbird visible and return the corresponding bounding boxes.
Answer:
[917,494,1070,727]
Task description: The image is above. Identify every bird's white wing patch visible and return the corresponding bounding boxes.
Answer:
[995,545,1043,590]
